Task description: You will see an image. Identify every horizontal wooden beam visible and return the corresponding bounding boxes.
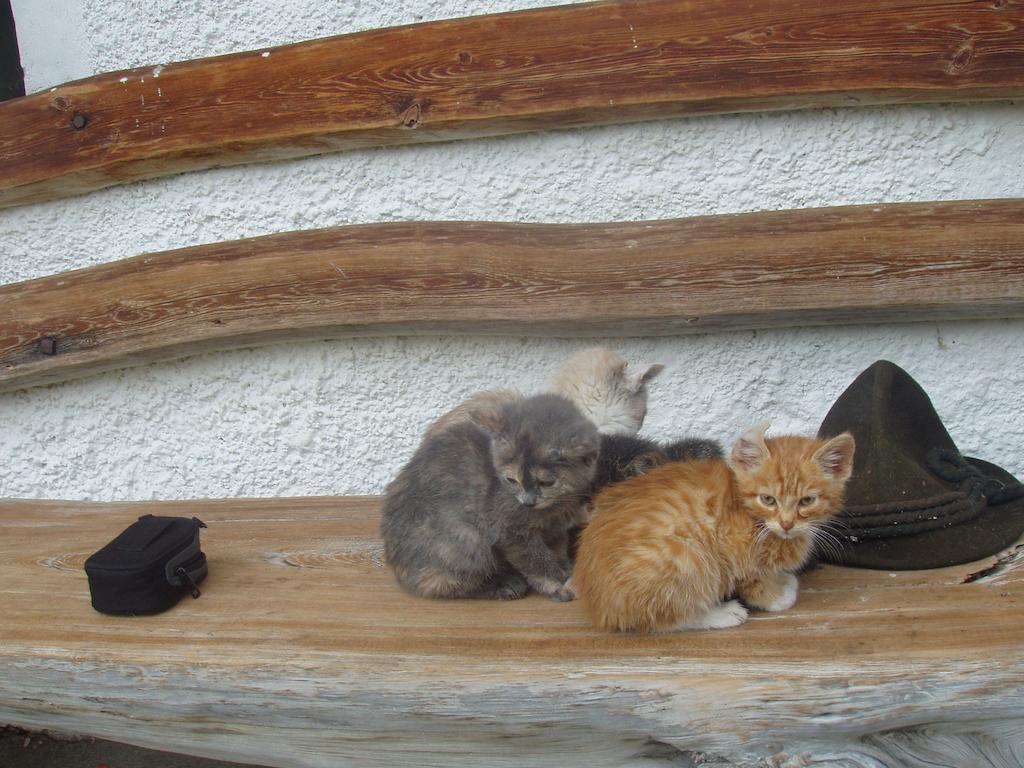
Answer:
[2,0,1023,208]
[0,497,1021,767]
[3,199,1024,393]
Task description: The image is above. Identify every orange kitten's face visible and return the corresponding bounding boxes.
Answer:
[729,426,855,542]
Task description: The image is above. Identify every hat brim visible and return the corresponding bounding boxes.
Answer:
[823,457,1024,570]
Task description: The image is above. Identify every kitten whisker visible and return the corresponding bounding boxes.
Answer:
[819,516,850,531]
[809,524,846,562]
[752,522,771,552]
[815,520,852,554]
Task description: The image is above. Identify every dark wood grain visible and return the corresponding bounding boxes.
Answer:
[1,199,1023,393]
[1,0,1023,208]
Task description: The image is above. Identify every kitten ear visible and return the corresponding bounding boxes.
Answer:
[551,446,598,466]
[625,449,666,477]
[469,406,506,436]
[578,434,601,463]
[729,422,771,473]
[627,363,665,392]
[814,432,856,482]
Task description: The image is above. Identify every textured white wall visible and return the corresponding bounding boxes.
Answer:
[9,0,89,89]
[2,1,1023,501]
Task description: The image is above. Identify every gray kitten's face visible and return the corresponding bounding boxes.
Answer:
[491,438,597,508]
[473,394,600,509]
[491,438,598,512]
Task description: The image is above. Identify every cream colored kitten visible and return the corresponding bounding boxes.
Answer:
[551,347,663,436]
[424,348,664,441]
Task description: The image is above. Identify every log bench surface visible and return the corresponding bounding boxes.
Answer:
[1,496,1022,767]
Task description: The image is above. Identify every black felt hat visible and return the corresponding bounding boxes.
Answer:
[817,360,1024,570]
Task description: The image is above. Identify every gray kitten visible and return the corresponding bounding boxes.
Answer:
[381,393,599,601]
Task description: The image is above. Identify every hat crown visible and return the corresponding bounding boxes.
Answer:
[819,360,957,502]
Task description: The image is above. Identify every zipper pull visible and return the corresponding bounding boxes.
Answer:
[175,566,202,599]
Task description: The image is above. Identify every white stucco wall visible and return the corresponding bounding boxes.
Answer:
[2,0,1022,501]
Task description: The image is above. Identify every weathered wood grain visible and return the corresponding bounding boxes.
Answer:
[3,199,1024,393]
[0,496,1021,767]
[2,0,1023,208]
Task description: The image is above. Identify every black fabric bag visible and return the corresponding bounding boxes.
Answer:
[84,514,208,615]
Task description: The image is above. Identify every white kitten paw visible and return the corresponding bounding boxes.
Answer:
[533,576,576,602]
[552,579,577,602]
[561,577,577,599]
[763,573,799,612]
[679,599,749,630]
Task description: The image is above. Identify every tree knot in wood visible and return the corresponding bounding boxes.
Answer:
[399,100,423,129]
[732,28,778,46]
[658,40,685,57]
[947,40,976,74]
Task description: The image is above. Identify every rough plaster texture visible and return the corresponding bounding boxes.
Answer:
[2,1,1023,502]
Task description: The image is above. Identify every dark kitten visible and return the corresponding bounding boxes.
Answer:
[663,437,723,462]
[381,394,599,601]
[593,434,669,491]
[593,434,723,493]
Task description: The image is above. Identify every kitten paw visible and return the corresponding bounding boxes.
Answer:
[466,572,530,600]
[494,576,531,600]
[679,600,749,630]
[531,576,576,601]
[552,578,577,602]
[763,572,799,612]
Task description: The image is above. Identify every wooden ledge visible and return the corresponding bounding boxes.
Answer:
[2,0,1023,208]
[1,497,1022,767]
[3,199,1024,394]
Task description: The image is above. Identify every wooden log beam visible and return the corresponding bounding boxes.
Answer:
[0,497,1021,767]
[3,199,1024,393]
[2,0,1023,208]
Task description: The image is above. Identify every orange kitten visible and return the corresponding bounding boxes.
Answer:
[574,424,854,632]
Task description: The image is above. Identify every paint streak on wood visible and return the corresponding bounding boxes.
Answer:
[2,199,1024,393]
[1,0,1023,208]
[0,497,1021,766]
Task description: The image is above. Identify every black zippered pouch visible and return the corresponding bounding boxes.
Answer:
[84,514,208,615]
